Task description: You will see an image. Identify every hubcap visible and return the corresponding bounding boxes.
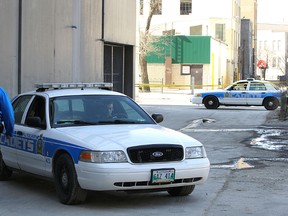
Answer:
[61,171,68,188]
[208,100,214,105]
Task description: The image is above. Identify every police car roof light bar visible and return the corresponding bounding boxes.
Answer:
[35,82,113,92]
[247,78,255,81]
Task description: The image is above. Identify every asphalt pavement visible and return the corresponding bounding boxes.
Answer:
[136,89,288,128]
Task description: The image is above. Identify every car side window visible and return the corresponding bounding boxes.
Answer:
[12,95,33,124]
[249,82,266,91]
[25,96,46,127]
[230,82,248,91]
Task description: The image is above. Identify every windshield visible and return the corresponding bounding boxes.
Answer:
[50,95,155,128]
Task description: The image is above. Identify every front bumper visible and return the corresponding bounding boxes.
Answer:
[75,158,210,191]
[191,96,203,105]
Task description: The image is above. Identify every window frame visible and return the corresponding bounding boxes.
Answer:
[180,0,192,15]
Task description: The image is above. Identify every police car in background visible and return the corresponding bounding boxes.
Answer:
[191,79,283,110]
[0,83,210,205]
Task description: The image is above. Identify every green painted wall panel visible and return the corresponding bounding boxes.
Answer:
[146,36,211,64]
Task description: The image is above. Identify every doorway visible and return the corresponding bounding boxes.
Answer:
[104,43,134,97]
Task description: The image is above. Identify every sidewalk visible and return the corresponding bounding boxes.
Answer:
[136,90,193,105]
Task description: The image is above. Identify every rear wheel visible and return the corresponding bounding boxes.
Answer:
[54,153,87,205]
[204,96,219,109]
[263,97,279,110]
[167,185,195,196]
[0,151,12,180]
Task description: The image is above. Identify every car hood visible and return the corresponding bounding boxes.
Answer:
[195,89,226,95]
[54,124,202,150]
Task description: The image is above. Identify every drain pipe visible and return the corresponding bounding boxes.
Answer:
[101,0,104,40]
[18,0,22,94]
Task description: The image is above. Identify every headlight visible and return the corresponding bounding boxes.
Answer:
[185,147,207,159]
[79,150,128,163]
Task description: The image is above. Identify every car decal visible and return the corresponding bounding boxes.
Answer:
[0,134,88,164]
[201,92,280,100]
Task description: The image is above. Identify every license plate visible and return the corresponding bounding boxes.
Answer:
[151,169,175,183]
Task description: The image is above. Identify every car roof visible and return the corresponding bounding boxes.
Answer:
[20,88,125,98]
[235,79,269,84]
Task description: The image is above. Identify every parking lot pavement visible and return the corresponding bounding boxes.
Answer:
[136,90,288,128]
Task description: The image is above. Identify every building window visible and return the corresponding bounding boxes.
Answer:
[180,0,192,15]
[259,41,262,50]
[215,24,225,41]
[264,40,268,49]
[140,0,143,15]
[272,57,276,67]
[152,0,162,15]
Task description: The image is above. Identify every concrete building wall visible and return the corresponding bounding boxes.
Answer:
[0,0,19,97]
[240,19,253,79]
[241,0,258,75]
[105,0,136,45]
[0,0,136,97]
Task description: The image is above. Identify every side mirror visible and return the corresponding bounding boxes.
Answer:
[152,114,163,123]
[26,117,46,129]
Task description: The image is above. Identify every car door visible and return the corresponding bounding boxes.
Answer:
[222,81,248,105]
[1,95,33,169]
[16,95,48,176]
[246,82,267,105]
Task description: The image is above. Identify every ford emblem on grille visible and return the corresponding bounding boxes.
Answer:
[152,151,164,157]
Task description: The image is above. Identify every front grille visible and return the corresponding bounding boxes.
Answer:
[114,177,202,188]
[127,144,184,163]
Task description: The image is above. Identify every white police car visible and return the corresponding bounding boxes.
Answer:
[0,83,210,204]
[192,79,282,110]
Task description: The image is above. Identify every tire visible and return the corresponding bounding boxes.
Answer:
[167,185,195,196]
[0,151,12,180]
[203,96,219,109]
[54,153,87,205]
[263,97,279,110]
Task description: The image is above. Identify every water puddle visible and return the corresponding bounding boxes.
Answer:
[250,129,288,151]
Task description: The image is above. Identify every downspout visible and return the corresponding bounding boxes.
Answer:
[18,0,22,94]
[101,0,104,40]
[101,0,105,83]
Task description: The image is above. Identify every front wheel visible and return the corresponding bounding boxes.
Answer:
[203,96,219,109]
[167,185,195,196]
[263,97,279,110]
[0,151,12,180]
[54,153,87,205]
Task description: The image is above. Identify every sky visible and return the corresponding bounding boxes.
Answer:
[257,0,288,23]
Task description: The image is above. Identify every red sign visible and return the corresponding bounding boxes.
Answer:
[257,60,267,68]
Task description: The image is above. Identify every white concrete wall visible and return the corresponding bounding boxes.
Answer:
[0,0,137,96]
[0,0,19,97]
[105,0,136,45]
[20,0,104,92]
